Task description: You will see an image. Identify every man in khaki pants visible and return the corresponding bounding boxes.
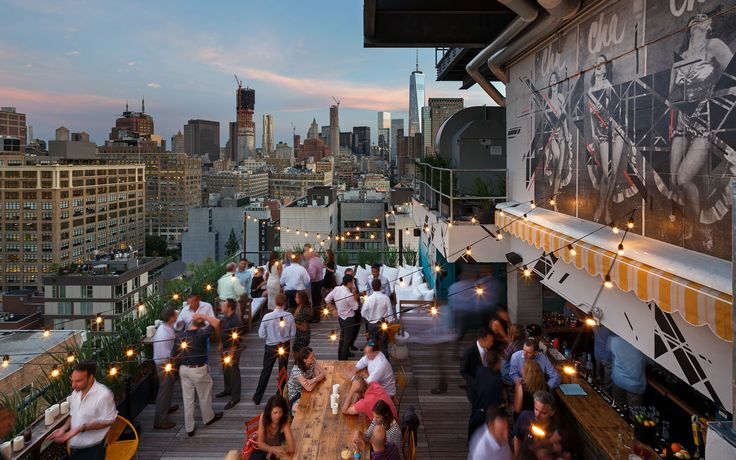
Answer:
[175,313,224,436]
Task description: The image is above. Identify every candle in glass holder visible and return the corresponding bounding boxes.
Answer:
[60,401,70,415]
[154,319,162,328]
[44,407,55,425]
[1,441,11,460]
[49,404,60,418]
[146,325,156,338]
[12,436,23,452]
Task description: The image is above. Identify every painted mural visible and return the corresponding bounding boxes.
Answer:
[523,0,736,259]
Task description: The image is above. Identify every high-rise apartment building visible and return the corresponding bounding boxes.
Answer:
[429,98,464,155]
[262,114,274,155]
[0,142,145,293]
[421,106,432,156]
[329,104,340,160]
[109,100,154,142]
[0,107,27,146]
[408,55,425,137]
[98,149,201,244]
[184,119,220,161]
[352,126,371,156]
[390,119,404,167]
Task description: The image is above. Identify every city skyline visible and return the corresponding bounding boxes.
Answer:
[0,0,491,147]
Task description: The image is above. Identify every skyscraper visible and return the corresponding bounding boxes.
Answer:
[235,82,256,161]
[352,126,371,156]
[329,103,340,158]
[421,106,432,156]
[262,114,274,154]
[308,118,319,139]
[377,112,391,130]
[390,119,404,167]
[171,130,184,153]
[408,52,425,137]
[184,119,220,161]
[377,128,390,159]
[429,98,464,155]
[109,100,153,142]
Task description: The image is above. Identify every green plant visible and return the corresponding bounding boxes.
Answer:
[337,251,350,266]
[385,247,398,267]
[1,389,39,440]
[403,248,417,266]
[224,228,240,259]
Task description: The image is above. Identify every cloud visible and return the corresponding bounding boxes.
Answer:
[127,61,139,67]
[65,51,80,57]
[195,47,407,111]
[146,82,161,89]
[0,86,123,114]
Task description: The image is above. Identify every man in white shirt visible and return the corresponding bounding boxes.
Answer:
[362,278,393,359]
[176,293,215,331]
[48,362,117,459]
[253,293,296,405]
[366,263,392,296]
[153,308,178,430]
[467,406,512,460]
[217,262,245,303]
[351,341,396,397]
[325,274,359,360]
[280,254,311,311]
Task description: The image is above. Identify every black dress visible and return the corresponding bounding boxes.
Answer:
[323,260,336,289]
[251,274,265,298]
[292,306,312,353]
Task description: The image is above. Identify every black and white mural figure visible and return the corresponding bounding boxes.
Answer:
[668,11,734,251]
[543,71,573,212]
[587,54,630,223]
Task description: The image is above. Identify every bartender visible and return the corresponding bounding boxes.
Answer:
[608,335,646,409]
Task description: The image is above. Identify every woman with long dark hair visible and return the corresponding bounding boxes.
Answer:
[544,71,572,211]
[588,54,625,224]
[265,251,282,311]
[668,12,733,250]
[251,394,295,460]
[286,347,325,409]
[292,291,312,353]
[323,248,336,292]
[353,400,404,459]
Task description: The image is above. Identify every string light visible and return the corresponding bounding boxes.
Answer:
[109,366,118,377]
[355,235,359,240]
[465,247,472,256]
[320,240,325,246]
[585,317,598,327]
[50,365,60,378]
[95,314,103,325]
[380,319,389,331]
[2,355,8,368]
[322,306,330,317]
[430,305,438,317]
[627,217,635,229]
[347,231,351,236]
[568,244,576,256]
[137,303,145,313]
[317,233,321,239]
[43,327,50,338]
[405,229,410,235]
[374,218,379,223]
[304,231,309,237]
[448,221,453,228]
[231,330,239,340]
[180,340,189,350]
[276,226,281,231]
[471,216,477,224]
[563,365,576,376]
[329,330,338,341]
[286,227,290,232]
[549,198,556,206]
[223,354,232,366]
[475,285,484,295]
[531,425,546,438]
[610,223,620,234]
[279,318,285,328]
[434,264,441,273]
[604,275,613,288]
[172,293,180,301]
[125,348,135,358]
[66,352,75,363]
[617,244,624,256]
[164,362,173,373]
[386,232,392,238]
[296,230,300,235]
[523,214,528,221]
[366,223,371,227]
[530,201,536,209]
[499,210,504,217]
[277,346,285,356]
[356,226,361,232]
[522,266,531,277]
[399,278,405,287]
[205,284,213,292]
[495,232,503,241]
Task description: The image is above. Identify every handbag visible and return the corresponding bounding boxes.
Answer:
[241,438,257,460]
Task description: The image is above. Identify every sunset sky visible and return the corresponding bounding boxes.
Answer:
[0,0,493,146]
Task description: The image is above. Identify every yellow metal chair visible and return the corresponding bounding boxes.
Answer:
[67,415,139,460]
[395,366,407,414]
[402,429,416,460]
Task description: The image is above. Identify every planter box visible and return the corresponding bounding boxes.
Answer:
[116,370,154,422]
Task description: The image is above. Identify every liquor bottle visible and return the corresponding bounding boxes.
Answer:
[586,353,594,383]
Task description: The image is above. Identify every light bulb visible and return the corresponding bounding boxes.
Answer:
[276,226,281,231]
[370,234,375,240]
[347,231,351,236]
[279,318,285,328]
[381,320,388,331]
[172,293,180,301]
[223,354,232,365]
[399,278,405,288]
[475,286,484,295]
[522,266,531,277]
[286,227,290,232]
[465,247,472,256]
[95,315,103,325]
[405,229,410,235]
[568,244,576,256]
[495,232,503,241]
[499,210,504,216]
[611,224,620,234]
[43,328,50,338]
[1,355,9,368]
[430,306,438,317]
[231,331,239,340]
[126,348,135,358]
[374,218,379,223]
[530,201,536,209]
[627,217,635,229]
[386,232,392,238]
[531,425,546,438]
[317,233,321,238]
[604,275,613,288]
[330,330,338,341]
[585,317,597,327]
[366,223,371,227]
[180,340,188,350]
[523,214,528,221]
[617,244,624,256]
[205,284,212,292]
[434,264,441,273]
[277,346,285,356]
[66,353,75,363]
[471,216,477,224]
[356,227,361,232]
[109,366,118,377]
[304,232,309,237]
[164,362,173,373]
[50,366,60,378]
[549,198,556,206]
[322,306,330,317]
[563,365,576,376]
[448,221,453,228]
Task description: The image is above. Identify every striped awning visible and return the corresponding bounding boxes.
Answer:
[495,209,733,342]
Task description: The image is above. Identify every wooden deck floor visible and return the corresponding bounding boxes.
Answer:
[136,315,471,459]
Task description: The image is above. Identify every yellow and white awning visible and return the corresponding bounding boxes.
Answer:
[495,208,732,342]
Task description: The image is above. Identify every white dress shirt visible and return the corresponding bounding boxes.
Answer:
[153,323,176,364]
[476,340,488,367]
[258,308,297,346]
[280,263,311,291]
[69,380,118,448]
[467,424,512,460]
[367,274,392,296]
[217,272,245,301]
[325,285,359,320]
[361,291,393,323]
[356,351,396,396]
[176,301,214,331]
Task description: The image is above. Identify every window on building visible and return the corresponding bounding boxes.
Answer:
[79,302,92,315]
[82,285,93,298]
[58,301,73,315]
[52,285,66,299]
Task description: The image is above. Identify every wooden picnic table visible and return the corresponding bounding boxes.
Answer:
[290,360,371,459]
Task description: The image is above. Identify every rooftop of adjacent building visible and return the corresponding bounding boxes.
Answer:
[0,330,80,378]
[41,253,165,282]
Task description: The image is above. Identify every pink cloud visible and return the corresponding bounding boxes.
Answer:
[196,48,408,111]
[0,86,124,114]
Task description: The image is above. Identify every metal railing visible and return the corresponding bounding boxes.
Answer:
[414,161,508,223]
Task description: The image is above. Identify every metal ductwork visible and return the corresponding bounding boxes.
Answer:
[488,0,581,84]
[465,0,539,106]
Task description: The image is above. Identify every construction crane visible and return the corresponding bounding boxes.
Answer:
[290,122,296,138]
[332,96,340,107]
[234,74,243,90]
